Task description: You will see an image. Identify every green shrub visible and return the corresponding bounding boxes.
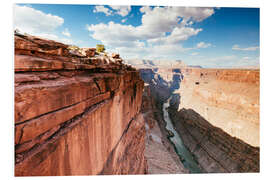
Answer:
[96,44,105,53]
[68,45,79,51]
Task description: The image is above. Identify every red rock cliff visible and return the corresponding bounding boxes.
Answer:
[183,68,259,84]
[14,33,146,176]
[179,68,260,146]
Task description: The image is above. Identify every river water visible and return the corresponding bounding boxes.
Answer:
[162,97,202,173]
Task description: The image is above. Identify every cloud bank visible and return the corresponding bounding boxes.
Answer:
[14,5,73,45]
[88,6,215,58]
[232,44,259,51]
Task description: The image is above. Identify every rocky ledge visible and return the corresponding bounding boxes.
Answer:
[14,33,146,176]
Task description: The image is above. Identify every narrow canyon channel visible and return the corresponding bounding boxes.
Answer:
[163,97,202,173]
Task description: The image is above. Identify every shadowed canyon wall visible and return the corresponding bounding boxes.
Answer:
[168,107,259,172]
[142,85,188,174]
[14,34,146,176]
[138,67,259,173]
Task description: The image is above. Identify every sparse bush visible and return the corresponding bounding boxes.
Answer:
[68,45,80,51]
[96,44,105,53]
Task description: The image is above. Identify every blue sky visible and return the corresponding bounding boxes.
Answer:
[14,4,259,68]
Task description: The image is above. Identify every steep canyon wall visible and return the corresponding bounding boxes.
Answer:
[14,34,146,176]
[142,85,188,174]
[179,68,260,146]
[139,67,260,173]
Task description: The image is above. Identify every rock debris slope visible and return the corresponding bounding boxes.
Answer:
[142,85,188,174]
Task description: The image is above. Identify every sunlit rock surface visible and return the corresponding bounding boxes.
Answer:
[136,63,259,173]
[179,68,260,146]
[14,33,146,176]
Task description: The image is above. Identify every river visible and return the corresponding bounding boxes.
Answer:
[162,97,202,173]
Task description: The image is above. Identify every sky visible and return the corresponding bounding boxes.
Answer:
[13,4,260,68]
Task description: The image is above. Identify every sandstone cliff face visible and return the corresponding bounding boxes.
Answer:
[142,67,260,147]
[14,34,146,176]
[138,67,259,173]
[183,68,259,84]
[180,68,260,146]
[168,108,259,173]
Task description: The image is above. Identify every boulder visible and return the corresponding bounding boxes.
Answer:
[112,53,120,59]
[81,48,96,57]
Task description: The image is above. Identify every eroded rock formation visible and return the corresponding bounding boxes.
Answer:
[169,107,259,172]
[14,33,146,176]
[14,33,260,175]
[138,66,260,173]
[179,68,260,146]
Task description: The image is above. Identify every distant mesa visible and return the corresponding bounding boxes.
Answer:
[124,59,187,69]
[124,59,207,70]
[188,65,202,68]
[125,58,260,70]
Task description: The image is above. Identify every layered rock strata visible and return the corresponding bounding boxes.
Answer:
[168,107,259,173]
[179,68,260,146]
[183,68,259,84]
[139,67,259,173]
[14,34,146,176]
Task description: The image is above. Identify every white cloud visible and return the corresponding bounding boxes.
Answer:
[93,5,113,16]
[87,6,216,59]
[34,33,58,40]
[232,44,259,51]
[58,38,73,45]
[87,21,201,53]
[173,7,215,22]
[14,5,64,34]
[62,28,71,37]
[111,42,190,60]
[149,44,189,55]
[148,27,202,45]
[121,18,127,23]
[33,33,73,45]
[87,22,139,46]
[242,56,251,60]
[88,6,215,45]
[139,6,214,33]
[93,5,131,17]
[193,55,260,68]
[110,6,131,17]
[191,52,199,56]
[196,42,211,48]
[14,5,73,45]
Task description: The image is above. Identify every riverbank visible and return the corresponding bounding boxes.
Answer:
[139,67,259,173]
[168,105,259,172]
[163,97,202,173]
[142,85,188,174]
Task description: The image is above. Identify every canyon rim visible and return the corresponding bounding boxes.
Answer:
[14,4,260,176]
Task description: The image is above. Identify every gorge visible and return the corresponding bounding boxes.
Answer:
[14,34,260,176]
[138,61,259,173]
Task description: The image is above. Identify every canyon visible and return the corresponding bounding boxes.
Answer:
[14,34,260,176]
[137,63,259,173]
